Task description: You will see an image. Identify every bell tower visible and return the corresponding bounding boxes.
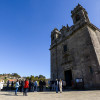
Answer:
[71,4,90,24]
[51,28,61,44]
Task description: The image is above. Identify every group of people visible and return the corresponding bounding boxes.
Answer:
[15,79,38,96]
[39,80,46,91]
[1,78,64,96]
[49,79,63,93]
[14,79,63,96]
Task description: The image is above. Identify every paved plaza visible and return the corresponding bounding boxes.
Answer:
[0,90,100,100]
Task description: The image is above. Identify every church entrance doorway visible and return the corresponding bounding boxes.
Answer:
[64,70,72,87]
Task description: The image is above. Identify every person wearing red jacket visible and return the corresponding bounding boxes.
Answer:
[23,79,29,96]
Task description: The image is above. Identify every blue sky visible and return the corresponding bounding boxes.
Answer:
[0,0,100,78]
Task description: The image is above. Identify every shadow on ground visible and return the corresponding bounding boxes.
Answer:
[0,93,23,96]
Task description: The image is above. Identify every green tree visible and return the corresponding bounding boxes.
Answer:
[30,75,34,81]
[13,73,21,78]
[34,76,39,81]
[39,75,45,79]
[26,76,30,80]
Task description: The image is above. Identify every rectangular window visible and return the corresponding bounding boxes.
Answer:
[63,45,67,52]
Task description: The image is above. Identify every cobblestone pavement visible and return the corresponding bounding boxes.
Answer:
[0,91,100,100]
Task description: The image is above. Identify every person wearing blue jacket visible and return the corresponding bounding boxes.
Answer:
[34,81,38,91]
[15,79,19,96]
[55,79,58,93]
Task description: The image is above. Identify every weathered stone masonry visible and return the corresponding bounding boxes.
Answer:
[50,4,100,89]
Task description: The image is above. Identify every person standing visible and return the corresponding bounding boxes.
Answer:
[39,80,43,92]
[59,79,62,93]
[34,81,38,92]
[20,80,24,92]
[55,79,58,93]
[49,81,52,91]
[11,81,14,90]
[6,80,9,91]
[15,79,19,96]
[29,80,32,92]
[52,81,55,91]
[31,81,34,92]
[43,80,46,91]
[41,80,43,91]
[0,80,4,91]
[23,79,29,96]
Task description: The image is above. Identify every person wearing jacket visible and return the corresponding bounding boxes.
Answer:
[31,81,34,92]
[6,80,9,91]
[23,79,29,96]
[15,79,19,96]
[55,79,58,93]
[59,79,62,93]
[34,81,38,91]
[11,81,14,90]
[20,80,24,92]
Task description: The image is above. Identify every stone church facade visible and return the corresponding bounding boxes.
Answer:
[50,4,100,89]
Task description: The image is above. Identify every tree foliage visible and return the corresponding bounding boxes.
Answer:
[26,75,46,81]
[12,73,21,78]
